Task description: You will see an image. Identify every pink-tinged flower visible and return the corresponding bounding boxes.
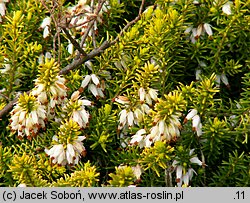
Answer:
[40,17,51,29]
[81,74,104,98]
[148,88,158,101]
[0,3,6,16]
[215,74,221,87]
[184,109,198,123]
[88,84,98,97]
[184,25,193,34]
[134,108,143,123]
[158,120,165,135]
[192,115,201,131]
[196,123,202,136]
[145,134,153,148]
[81,75,92,88]
[190,156,203,166]
[141,103,150,114]
[187,23,213,43]
[203,23,213,36]
[195,69,202,81]
[67,42,74,54]
[127,111,134,127]
[131,164,143,180]
[91,74,100,87]
[150,125,160,142]
[18,183,27,187]
[118,109,127,129]
[39,17,51,39]
[145,93,152,106]
[222,1,232,15]
[220,73,229,87]
[114,96,130,105]
[0,1,9,20]
[182,168,196,186]
[130,129,146,148]
[215,73,230,87]
[139,87,146,102]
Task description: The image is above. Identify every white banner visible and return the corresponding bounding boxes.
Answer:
[0,187,248,203]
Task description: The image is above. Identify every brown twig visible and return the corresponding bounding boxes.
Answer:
[79,0,106,48]
[0,100,16,118]
[61,27,87,56]
[112,0,145,44]
[0,93,10,101]
[91,0,97,49]
[59,40,110,75]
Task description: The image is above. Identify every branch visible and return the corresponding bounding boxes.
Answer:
[59,40,110,75]
[0,0,146,118]
[79,0,106,48]
[61,27,87,56]
[112,0,145,44]
[0,93,10,101]
[0,100,16,118]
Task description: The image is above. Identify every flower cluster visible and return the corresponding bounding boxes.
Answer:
[63,90,93,129]
[185,23,213,43]
[115,95,151,131]
[45,119,87,166]
[66,0,110,36]
[32,58,68,119]
[129,129,147,148]
[130,91,186,148]
[9,92,47,140]
[172,149,204,187]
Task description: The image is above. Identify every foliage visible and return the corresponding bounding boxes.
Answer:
[0,0,249,187]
